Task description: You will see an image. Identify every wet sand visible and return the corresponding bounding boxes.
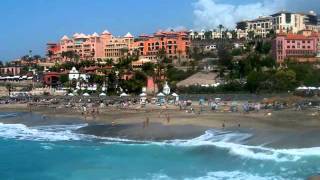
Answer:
[1,104,320,148]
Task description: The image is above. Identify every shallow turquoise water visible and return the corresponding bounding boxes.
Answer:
[0,112,320,180]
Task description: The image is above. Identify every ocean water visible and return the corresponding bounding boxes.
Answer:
[0,112,320,180]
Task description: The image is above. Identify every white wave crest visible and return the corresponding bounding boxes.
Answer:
[1,123,320,163]
[157,130,320,162]
[137,171,291,180]
[0,123,89,141]
[185,171,289,180]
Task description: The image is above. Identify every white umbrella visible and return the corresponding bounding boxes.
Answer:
[171,93,179,97]
[297,86,308,90]
[68,93,74,96]
[99,92,106,96]
[157,92,165,97]
[120,92,129,97]
[139,92,147,97]
[83,93,90,96]
[308,87,317,90]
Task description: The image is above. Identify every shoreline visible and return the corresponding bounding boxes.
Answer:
[1,103,320,148]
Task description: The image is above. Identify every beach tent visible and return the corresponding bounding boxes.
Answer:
[99,92,107,96]
[83,93,90,96]
[68,93,74,96]
[120,92,129,97]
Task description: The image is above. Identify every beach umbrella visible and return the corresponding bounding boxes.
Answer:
[68,93,74,96]
[297,86,308,90]
[157,92,165,97]
[83,93,90,97]
[171,93,179,97]
[120,92,129,97]
[139,92,147,97]
[99,92,106,96]
[308,87,317,90]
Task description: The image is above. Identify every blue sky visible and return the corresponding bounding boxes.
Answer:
[0,0,318,61]
[0,0,195,61]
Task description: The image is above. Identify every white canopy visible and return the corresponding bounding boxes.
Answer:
[157,92,165,97]
[83,93,90,96]
[99,93,106,96]
[171,93,179,97]
[120,92,129,97]
[139,92,147,97]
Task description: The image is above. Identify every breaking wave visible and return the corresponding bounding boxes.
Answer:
[0,123,320,162]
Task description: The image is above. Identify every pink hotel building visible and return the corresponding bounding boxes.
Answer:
[47,30,190,62]
[47,30,135,62]
[273,32,320,63]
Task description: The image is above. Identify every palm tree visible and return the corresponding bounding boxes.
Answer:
[248,31,255,40]
[218,24,224,39]
[105,59,114,66]
[177,50,182,65]
[155,48,167,90]
[5,83,12,96]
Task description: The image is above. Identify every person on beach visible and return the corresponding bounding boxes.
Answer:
[142,121,146,128]
[146,117,150,127]
[166,114,170,124]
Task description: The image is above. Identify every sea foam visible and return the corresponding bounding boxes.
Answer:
[139,171,292,180]
[0,123,89,141]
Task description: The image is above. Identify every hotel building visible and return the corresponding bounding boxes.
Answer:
[104,32,135,61]
[237,16,273,38]
[47,30,135,62]
[237,10,320,39]
[272,32,319,63]
[135,31,190,60]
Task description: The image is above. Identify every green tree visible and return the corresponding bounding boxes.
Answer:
[204,31,212,39]
[60,74,69,84]
[5,83,13,96]
[248,31,255,40]
[141,62,155,76]
[217,47,233,70]
[272,70,297,91]
[104,58,114,66]
[246,71,267,93]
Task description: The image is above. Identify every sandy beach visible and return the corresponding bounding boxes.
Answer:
[1,102,320,148]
